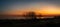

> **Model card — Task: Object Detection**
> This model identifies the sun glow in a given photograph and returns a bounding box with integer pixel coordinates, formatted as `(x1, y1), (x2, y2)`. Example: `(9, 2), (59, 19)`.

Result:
(35, 4), (60, 15)
(2, 3), (60, 15)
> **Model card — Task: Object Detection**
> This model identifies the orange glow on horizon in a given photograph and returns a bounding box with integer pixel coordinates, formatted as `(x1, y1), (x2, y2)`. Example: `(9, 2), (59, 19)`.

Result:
(2, 3), (60, 15)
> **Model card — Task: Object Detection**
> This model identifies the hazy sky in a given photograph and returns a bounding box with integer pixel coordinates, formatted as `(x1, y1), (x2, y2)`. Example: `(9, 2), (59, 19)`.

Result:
(0, 0), (60, 15)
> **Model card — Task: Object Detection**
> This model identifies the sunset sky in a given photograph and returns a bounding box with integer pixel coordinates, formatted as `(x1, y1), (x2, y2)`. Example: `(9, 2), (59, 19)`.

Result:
(0, 0), (60, 15)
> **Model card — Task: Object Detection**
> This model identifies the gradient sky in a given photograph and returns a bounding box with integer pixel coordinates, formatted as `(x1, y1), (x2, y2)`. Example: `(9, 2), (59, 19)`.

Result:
(0, 0), (60, 15)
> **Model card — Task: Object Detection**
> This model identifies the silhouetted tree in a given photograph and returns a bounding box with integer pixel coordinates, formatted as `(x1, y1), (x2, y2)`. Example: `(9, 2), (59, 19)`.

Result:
(54, 15), (60, 19)
(26, 12), (37, 19)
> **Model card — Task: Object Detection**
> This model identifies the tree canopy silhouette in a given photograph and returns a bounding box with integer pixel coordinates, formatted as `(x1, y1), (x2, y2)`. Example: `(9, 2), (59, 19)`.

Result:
(26, 11), (37, 19)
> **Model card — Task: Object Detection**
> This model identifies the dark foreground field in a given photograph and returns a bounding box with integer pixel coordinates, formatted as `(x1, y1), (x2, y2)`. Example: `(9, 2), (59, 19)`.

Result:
(0, 18), (60, 27)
